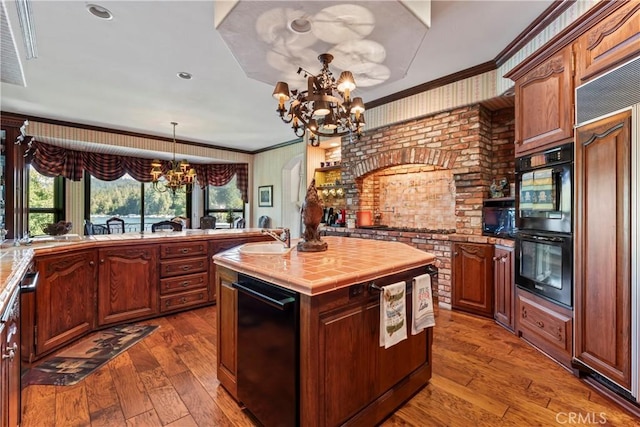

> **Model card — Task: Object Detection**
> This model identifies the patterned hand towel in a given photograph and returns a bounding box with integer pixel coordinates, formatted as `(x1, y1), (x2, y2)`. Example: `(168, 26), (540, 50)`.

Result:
(379, 281), (407, 349)
(519, 172), (534, 210)
(533, 169), (555, 211)
(411, 273), (436, 335)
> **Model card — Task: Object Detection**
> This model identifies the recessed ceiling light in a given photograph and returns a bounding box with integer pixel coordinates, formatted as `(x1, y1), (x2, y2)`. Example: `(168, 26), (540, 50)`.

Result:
(87, 4), (113, 20)
(289, 17), (311, 34)
(177, 72), (192, 80)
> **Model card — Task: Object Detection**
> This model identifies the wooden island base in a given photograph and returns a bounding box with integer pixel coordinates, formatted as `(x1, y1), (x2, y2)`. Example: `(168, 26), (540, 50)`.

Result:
(214, 237), (436, 427)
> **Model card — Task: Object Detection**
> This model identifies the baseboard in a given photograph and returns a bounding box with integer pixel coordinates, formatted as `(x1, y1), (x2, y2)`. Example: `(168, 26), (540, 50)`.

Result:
(582, 376), (640, 419)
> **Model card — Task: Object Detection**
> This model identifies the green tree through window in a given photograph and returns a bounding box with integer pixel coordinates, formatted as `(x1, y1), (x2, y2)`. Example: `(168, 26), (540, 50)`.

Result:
(88, 174), (187, 232)
(28, 165), (64, 236)
(206, 175), (244, 227)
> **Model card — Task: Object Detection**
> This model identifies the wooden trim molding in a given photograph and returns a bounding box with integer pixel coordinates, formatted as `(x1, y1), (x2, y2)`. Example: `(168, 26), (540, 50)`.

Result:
(495, 0), (576, 67)
(505, 0), (628, 80)
(0, 111), (253, 155)
(366, 61), (496, 110)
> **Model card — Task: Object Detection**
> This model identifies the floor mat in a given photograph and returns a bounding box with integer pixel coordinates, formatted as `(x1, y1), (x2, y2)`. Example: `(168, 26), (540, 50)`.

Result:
(22, 324), (158, 386)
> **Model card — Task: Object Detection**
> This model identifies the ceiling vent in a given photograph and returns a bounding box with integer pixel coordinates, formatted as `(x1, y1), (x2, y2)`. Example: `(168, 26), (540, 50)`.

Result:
(0, 1), (27, 86)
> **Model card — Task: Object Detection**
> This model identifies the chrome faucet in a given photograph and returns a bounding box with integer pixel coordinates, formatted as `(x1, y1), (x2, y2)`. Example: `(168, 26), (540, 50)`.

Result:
(261, 228), (290, 248)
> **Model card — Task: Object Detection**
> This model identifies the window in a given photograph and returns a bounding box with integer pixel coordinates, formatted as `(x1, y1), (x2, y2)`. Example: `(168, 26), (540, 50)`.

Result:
(205, 175), (244, 228)
(87, 173), (188, 232)
(28, 164), (64, 236)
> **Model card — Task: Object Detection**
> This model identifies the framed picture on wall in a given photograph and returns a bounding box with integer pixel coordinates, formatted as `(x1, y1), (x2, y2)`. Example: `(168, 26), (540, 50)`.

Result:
(258, 185), (273, 207)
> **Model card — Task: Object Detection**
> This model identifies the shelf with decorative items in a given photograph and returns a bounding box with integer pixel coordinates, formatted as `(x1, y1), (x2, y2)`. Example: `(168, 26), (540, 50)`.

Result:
(314, 166), (341, 187)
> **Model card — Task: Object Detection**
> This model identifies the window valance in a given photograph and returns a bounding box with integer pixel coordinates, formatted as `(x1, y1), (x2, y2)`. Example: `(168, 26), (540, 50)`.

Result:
(28, 140), (249, 202)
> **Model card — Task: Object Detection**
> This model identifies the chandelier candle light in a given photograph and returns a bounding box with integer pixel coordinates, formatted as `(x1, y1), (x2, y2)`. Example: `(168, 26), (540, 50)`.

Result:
(150, 122), (196, 194)
(273, 53), (365, 146)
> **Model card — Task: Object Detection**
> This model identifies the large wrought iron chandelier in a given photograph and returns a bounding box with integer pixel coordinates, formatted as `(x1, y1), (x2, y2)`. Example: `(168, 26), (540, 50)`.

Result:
(273, 53), (365, 146)
(150, 122), (196, 194)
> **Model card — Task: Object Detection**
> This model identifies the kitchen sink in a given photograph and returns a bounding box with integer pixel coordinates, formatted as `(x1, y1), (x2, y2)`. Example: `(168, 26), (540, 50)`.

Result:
(238, 242), (293, 255)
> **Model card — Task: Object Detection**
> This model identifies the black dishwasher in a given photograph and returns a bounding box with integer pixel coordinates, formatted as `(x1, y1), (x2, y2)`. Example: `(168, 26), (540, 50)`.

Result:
(234, 274), (299, 427)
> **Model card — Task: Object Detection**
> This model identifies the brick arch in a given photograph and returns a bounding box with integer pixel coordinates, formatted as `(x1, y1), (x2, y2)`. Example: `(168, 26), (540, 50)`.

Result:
(350, 147), (458, 179)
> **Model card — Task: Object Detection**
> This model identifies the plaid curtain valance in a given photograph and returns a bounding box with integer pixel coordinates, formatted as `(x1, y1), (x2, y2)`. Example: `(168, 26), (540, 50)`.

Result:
(194, 163), (248, 202)
(28, 141), (249, 202)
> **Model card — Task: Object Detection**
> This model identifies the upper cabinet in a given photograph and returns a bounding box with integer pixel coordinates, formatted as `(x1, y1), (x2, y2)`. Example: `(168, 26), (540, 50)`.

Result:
(574, 2), (640, 85)
(512, 46), (575, 157)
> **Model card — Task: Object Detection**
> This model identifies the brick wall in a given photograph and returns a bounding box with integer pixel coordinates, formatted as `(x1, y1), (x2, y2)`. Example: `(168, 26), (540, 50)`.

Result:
(330, 103), (515, 304)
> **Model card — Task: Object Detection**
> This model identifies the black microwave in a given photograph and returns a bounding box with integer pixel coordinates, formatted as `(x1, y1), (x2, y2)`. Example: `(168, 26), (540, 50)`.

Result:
(482, 198), (516, 238)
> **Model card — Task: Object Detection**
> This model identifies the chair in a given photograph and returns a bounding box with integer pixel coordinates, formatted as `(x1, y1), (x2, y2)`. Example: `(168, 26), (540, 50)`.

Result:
(106, 217), (125, 234)
(151, 220), (183, 232)
(234, 217), (246, 229)
(258, 215), (270, 229)
(200, 215), (217, 229)
(84, 220), (108, 236)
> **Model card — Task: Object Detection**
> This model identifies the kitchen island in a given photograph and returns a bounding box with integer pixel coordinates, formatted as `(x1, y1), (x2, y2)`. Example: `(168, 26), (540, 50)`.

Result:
(213, 236), (436, 427)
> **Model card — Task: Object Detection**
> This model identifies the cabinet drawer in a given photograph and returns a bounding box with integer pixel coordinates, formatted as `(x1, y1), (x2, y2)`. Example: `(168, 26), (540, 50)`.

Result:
(160, 272), (207, 295)
(516, 290), (572, 367)
(160, 289), (208, 313)
(160, 242), (207, 259)
(160, 257), (207, 278)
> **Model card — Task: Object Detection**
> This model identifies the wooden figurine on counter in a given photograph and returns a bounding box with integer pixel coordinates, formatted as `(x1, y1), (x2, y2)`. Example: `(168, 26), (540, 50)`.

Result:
(298, 179), (328, 252)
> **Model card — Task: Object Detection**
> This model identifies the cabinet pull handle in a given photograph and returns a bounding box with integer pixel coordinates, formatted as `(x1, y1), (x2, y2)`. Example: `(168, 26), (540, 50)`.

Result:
(180, 248), (189, 253)
(100, 259), (105, 264)
(89, 261), (95, 266)
(182, 266), (190, 271)
(2, 343), (17, 361)
(181, 281), (189, 287)
(453, 252), (458, 256)
(181, 297), (187, 304)
(536, 320), (544, 328)
(492, 256), (499, 261)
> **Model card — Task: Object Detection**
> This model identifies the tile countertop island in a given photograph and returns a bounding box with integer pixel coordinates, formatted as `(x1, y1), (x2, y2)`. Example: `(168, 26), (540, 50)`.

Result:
(213, 235), (436, 296)
(213, 236), (437, 427)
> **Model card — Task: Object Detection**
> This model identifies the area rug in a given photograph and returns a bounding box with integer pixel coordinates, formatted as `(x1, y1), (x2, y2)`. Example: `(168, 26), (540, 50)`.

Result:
(22, 324), (158, 386)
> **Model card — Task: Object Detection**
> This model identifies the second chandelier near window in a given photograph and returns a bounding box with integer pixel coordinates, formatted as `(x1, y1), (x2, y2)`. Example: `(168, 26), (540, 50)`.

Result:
(150, 122), (196, 194)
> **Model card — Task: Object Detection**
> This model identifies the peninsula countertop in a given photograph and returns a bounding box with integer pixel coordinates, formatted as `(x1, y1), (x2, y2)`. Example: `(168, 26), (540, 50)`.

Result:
(213, 236), (436, 296)
(0, 228), (269, 315)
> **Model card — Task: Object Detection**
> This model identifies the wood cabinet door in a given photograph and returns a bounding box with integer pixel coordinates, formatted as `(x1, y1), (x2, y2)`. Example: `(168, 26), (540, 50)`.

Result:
(35, 251), (97, 355)
(575, 110), (631, 390)
(216, 266), (239, 400)
(0, 323), (7, 427)
(1, 290), (20, 427)
(374, 295), (428, 396)
(575, 2), (640, 84)
(97, 246), (158, 326)
(452, 243), (494, 317)
(319, 303), (372, 426)
(494, 245), (515, 331)
(514, 47), (574, 156)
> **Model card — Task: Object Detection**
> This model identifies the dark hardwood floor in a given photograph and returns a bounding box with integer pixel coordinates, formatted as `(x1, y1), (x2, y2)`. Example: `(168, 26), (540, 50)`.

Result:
(21, 306), (638, 426)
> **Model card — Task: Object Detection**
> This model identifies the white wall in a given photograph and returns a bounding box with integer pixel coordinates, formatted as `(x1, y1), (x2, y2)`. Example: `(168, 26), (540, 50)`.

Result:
(252, 142), (306, 230)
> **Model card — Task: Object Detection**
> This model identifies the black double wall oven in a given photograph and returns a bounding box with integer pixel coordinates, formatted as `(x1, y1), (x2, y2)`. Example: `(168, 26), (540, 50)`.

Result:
(515, 143), (573, 308)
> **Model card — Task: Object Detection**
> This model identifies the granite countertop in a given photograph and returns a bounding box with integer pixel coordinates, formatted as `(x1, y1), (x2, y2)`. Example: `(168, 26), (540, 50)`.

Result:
(0, 228), (268, 315)
(213, 236), (436, 296)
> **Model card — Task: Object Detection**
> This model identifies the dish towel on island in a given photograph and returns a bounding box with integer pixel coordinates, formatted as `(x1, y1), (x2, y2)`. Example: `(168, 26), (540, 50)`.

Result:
(379, 281), (408, 349)
(411, 273), (436, 335)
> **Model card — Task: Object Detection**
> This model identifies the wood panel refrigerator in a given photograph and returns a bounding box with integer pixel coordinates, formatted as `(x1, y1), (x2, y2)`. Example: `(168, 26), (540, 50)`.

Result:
(574, 56), (639, 407)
